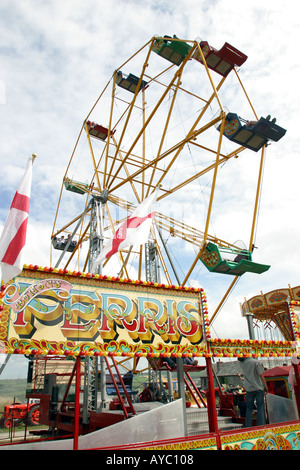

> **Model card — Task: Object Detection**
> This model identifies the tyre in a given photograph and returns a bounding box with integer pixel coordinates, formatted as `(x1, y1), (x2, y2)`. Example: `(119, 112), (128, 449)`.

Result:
(27, 405), (40, 426)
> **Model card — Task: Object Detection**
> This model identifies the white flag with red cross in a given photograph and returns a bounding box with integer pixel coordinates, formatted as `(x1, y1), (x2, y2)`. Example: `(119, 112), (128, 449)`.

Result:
(0, 155), (35, 284)
(92, 188), (159, 272)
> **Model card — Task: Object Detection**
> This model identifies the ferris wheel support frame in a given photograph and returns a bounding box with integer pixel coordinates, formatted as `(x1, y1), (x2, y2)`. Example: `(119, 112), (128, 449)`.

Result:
(105, 60), (228, 201)
(106, 42), (197, 191)
(105, 38), (156, 188)
(51, 36), (273, 327)
(209, 144), (268, 325)
(180, 114), (226, 286)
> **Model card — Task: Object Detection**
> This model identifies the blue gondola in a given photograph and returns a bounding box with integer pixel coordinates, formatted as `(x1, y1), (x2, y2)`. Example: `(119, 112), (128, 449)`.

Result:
(219, 113), (286, 152)
(116, 71), (148, 93)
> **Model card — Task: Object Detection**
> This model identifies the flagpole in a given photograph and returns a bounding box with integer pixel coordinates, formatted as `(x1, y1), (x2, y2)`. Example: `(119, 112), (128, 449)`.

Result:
(0, 153), (37, 285)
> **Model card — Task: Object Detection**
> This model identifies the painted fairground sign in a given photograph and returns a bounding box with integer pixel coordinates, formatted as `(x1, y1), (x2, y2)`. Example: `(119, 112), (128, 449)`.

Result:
(0, 266), (296, 359)
(0, 266), (207, 357)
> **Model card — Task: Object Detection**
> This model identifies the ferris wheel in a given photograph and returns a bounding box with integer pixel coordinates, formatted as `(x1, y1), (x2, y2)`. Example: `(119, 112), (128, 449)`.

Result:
(50, 35), (286, 318)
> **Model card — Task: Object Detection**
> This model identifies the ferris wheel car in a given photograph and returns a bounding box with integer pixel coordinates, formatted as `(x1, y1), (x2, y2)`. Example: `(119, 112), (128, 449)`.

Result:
(199, 242), (270, 276)
(193, 41), (247, 76)
(64, 178), (89, 195)
(151, 35), (192, 65)
(219, 113), (286, 151)
(116, 71), (148, 93)
(86, 121), (115, 141)
(52, 236), (77, 252)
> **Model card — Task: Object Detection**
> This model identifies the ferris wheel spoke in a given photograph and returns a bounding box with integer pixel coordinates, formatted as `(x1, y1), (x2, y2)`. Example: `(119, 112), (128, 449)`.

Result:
(154, 212), (238, 251)
(106, 46), (154, 190)
(107, 46), (196, 192)
(145, 72), (184, 198)
(109, 114), (222, 195)
(84, 122), (105, 194)
(103, 75), (118, 189)
(110, 134), (142, 204)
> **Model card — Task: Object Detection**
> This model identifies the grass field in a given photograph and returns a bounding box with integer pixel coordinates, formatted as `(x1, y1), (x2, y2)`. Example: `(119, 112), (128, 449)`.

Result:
(0, 379), (27, 411)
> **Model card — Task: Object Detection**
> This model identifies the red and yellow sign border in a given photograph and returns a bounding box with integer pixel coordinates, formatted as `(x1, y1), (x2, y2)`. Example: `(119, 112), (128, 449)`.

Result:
(0, 265), (296, 359)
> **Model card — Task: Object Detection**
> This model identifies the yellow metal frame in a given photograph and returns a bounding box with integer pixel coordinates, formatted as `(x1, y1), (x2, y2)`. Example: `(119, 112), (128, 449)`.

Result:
(51, 36), (269, 325)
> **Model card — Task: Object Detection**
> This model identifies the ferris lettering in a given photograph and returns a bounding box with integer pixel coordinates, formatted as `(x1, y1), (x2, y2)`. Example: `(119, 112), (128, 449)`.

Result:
(6, 278), (203, 345)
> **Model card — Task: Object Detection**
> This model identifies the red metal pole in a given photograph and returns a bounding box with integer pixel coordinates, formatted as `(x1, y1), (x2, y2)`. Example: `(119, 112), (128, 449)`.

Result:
(206, 357), (219, 434)
(111, 356), (136, 415)
(60, 359), (77, 412)
(73, 356), (81, 450)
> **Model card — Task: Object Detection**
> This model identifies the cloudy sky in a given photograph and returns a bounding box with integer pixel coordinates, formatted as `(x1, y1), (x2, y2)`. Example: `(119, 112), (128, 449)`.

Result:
(1, 0), (299, 377)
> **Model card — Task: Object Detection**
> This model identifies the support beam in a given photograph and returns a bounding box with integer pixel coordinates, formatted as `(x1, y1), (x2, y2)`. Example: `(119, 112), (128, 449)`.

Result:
(73, 356), (81, 451)
(54, 200), (92, 268)
(176, 358), (187, 436)
(206, 357), (219, 436)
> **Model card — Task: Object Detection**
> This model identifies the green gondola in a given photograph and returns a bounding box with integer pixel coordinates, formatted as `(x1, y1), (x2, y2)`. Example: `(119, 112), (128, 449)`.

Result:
(199, 242), (270, 276)
(64, 179), (89, 195)
(151, 35), (192, 66)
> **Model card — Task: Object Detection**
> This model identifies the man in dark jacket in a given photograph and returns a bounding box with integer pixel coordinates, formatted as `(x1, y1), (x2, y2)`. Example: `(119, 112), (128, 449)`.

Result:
(238, 357), (268, 427)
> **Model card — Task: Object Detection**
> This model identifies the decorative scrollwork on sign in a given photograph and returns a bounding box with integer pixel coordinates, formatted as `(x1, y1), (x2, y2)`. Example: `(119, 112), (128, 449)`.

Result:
(0, 268), (206, 357)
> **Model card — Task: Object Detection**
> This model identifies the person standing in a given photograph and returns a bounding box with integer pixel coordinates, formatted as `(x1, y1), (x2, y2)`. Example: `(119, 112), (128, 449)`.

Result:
(238, 357), (268, 427)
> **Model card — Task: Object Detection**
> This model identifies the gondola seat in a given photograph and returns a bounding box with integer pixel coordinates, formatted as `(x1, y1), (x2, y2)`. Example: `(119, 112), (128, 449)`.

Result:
(151, 35), (192, 65)
(199, 242), (270, 276)
(52, 236), (77, 253)
(219, 113), (286, 152)
(116, 71), (148, 93)
(193, 41), (247, 76)
(86, 121), (115, 141)
(64, 178), (89, 195)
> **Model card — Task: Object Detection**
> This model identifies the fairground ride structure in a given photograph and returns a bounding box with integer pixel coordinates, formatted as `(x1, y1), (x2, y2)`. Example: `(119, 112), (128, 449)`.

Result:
(1, 36), (294, 451)
(50, 35), (286, 327)
(241, 285), (300, 342)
